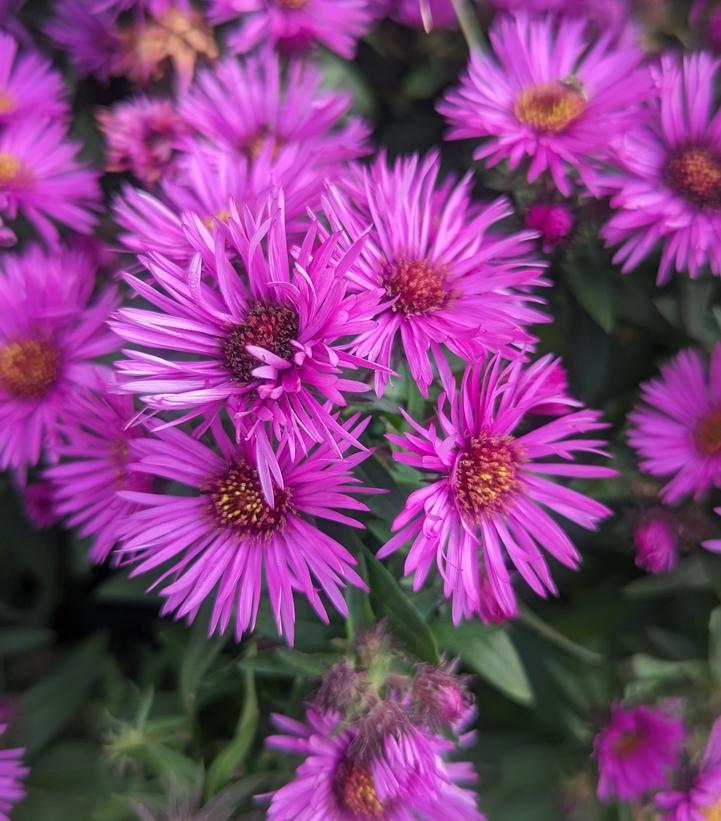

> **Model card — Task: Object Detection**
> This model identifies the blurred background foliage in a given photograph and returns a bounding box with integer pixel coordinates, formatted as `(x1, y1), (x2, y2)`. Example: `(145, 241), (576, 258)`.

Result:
(2, 2), (721, 819)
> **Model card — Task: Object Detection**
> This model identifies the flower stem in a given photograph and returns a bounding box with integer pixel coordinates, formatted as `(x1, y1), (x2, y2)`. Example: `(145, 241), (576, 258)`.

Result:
(449, 0), (484, 51)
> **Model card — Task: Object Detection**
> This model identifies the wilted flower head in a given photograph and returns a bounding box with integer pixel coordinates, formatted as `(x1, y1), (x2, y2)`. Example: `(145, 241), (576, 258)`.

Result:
(324, 151), (548, 397)
(602, 53), (721, 282)
(595, 702), (686, 801)
(524, 203), (574, 253)
(628, 345), (721, 504)
(633, 509), (679, 574)
(209, 0), (373, 59)
(0, 243), (119, 477)
(0, 720), (27, 820)
(380, 354), (615, 623)
(438, 13), (651, 195)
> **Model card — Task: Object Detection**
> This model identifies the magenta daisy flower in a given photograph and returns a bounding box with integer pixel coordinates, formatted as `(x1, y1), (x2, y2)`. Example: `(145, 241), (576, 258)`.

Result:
(209, 0), (373, 59)
(0, 721), (27, 821)
(323, 151), (548, 397)
(98, 96), (187, 187)
(628, 345), (721, 504)
(438, 13), (651, 196)
(601, 53), (721, 282)
(595, 703), (686, 801)
(633, 510), (679, 574)
(180, 50), (369, 167)
(112, 193), (381, 481)
(379, 354), (615, 623)
(0, 32), (68, 124)
(44, 383), (152, 564)
(116, 415), (377, 644)
(656, 718), (721, 820)
(265, 708), (484, 820)
(0, 243), (119, 476)
(0, 117), (100, 241)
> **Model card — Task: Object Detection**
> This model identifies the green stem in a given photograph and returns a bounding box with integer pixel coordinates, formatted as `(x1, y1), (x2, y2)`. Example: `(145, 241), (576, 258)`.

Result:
(449, 0), (484, 52)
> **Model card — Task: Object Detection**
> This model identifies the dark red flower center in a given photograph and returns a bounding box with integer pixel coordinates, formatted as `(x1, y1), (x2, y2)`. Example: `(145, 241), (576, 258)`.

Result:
(514, 81), (586, 134)
(223, 303), (299, 383)
(695, 409), (721, 456)
(0, 339), (60, 399)
(384, 258), (447, 316)
(611, 730), (643, 757)
(208, 459), (294, 536)
(666, 145), (721, 208)
(454, 433), (523, 520)
(333, 757), (385, 819)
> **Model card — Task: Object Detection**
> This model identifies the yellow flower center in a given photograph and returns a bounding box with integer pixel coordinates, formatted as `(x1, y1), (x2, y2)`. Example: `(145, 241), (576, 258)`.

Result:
(695, 409), (721, 456)
(333, 758), (385, 819)
(0, 340), (60, 399)
(666, 145), (721, 209)
(703, 797), (721, 821)
(455, 432), (523, 520)
(0, 152), (30, 186)
(514, 82), (587, 134)
(0, 91), (17, 115)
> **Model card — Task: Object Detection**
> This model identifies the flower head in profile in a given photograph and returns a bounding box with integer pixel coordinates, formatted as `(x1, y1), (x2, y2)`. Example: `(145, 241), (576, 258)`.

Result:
(656, 717), (721, 819)
(628, 345), (721, 504)
(380, 354), (614, 623)
(324, 151), (548, 397)
(45, 383), (152, 565)
(0, 117), (100, 241)
(209, 0), (373, 59)
(98, 97), (187, 187)
(112, 193), (381, 482)
(0, 244), (119, 477)
(438, 13), (651, 195)
(116, 415), (377, 645)
(0, 32), (68, 124)
(595, 702), (685, 801)
(0, 720), (27, 820)
(633, 510), (679, 574)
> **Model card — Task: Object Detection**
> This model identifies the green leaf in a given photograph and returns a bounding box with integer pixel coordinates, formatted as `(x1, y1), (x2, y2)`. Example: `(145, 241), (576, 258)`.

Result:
(0, 626), (53, 655)
(518, 606), (603, 666)
(433, 620), (534, 705)
(179, 617), (228, 714)
(362, 546), (439, 663)
(561, 249), (617, 333)
(624, 557), (710, 597)
(710, 607), (721, 685)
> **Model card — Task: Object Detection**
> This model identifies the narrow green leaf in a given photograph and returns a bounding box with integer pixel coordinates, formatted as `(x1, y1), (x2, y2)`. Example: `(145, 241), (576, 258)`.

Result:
(179, 617), (228, 713)
(518, 607), (603, 665)
(710, 607), (721, 685)
(0, 626), (53, 655)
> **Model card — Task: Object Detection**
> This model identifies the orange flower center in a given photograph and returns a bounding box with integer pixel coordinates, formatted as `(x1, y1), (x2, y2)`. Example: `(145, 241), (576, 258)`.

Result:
(0, 91), (17, 115)
(208, 459), (293, 535)
(223, 303), (299, 383)
(666, 145), (721, 208)
(695, 409), (721, 456)
(0, 340), (60, 399)
(514, 82), (587, 134)
(276, 0), (308, 8)
(455, 433), (523, 519)
(611, 730), (643, 756)
(384, 258), (447, 316)
(703, 797), (721, 821)
(0, 152), (30, 186)
(333, 758), (385, 819)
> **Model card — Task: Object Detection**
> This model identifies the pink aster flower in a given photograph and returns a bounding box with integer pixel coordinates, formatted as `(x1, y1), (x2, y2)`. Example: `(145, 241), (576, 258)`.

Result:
(488, 0), (633, 37)
(391, 0), (458, 29)
(179, 50), (370, 171)
(524, 202), (574, 253)
(633, 509), (679, 574)
(22, 480), (60, 529)
(691, 1), (721, 52)
(98, 97), (187, 187)
(0, 243), (119, 477)
(45, 384), (152, 564)
(209, 0), (373, 59)
(656, 717), (721, 820)
(0, 117), (100, 241)
(601, 53), (721, 283)
(323, 151), (548, 397)
(0, 721), (27, 821)
(379, 354), (615, 623)
(0, 32), (68, 125)
(438, 13), (652, 196)
(112, 193), (381, 487)
(595, 703), (686, 801)
(116, 415), (377, 645)
(628, 345), (721, 504)
(265, 708), (484, 820)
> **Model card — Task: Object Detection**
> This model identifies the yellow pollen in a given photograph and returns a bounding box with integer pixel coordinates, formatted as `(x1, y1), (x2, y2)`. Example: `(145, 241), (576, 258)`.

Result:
(0, 152), (28, 186)
(514, 82), (587, 134)
(333, 758), (385, 819)
(695, 409), (721, 456)
(455, 432), (523, 520)
(0, 339), (59, 399)
(202, 209), (231, 230)
(703, 797), (721, 821)
(383, 257), (447, 316)
(666, 145), (721, 208)
(0, 91), (17, 115)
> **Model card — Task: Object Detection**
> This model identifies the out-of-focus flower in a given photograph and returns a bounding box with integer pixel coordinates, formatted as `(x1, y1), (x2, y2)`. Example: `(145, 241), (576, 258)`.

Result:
(0, 720), (27, 820)
(628, 345), (721, 504)
(595, 703), (685, 801)
(324, 151), (548, 397)
(438, 13), (651, 196)
(691, 1), (721, 51)
(487, 0), (633, 38)
(633, 510), (678, 574)
(209, 0), (373, 59)
(0, 118), (100, 241)
(602, 54), (721, 283)
(656, 717), (721, 819)
(22, 480), (60, 529)
(116, 415), (378, 645)
(391, 0), (458, 29)
(98, 97), (187, 186)
(0, 244), (119, 478)
(524, 202), (574, 253)
(379, 354), (615, 623)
